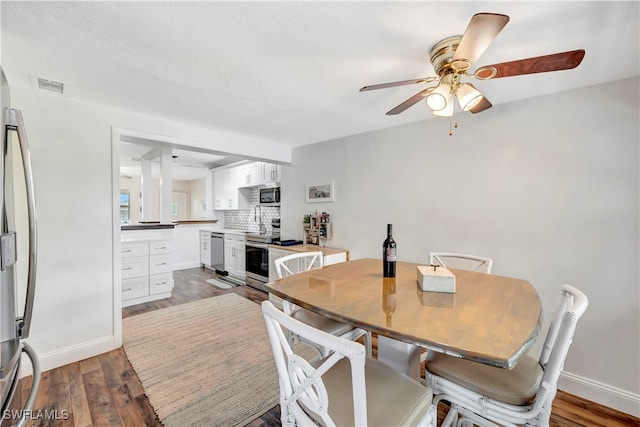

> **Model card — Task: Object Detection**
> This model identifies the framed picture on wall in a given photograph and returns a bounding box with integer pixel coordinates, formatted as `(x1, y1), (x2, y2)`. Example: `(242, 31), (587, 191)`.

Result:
(306, 181), (334, 203)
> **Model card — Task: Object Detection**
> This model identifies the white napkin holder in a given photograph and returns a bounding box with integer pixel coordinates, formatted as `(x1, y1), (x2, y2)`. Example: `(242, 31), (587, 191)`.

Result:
(417, 265), (456, 293)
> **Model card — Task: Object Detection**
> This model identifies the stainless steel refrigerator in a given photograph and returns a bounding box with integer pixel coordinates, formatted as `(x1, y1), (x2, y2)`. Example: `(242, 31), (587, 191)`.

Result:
(0, 68), (41, 427)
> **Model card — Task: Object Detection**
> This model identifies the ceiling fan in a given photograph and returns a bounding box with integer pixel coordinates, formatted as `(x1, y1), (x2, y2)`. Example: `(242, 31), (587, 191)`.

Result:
(360, 13), (585, 119)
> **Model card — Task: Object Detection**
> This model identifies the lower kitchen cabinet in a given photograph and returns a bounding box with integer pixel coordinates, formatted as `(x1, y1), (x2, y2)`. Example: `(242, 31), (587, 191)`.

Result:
(121, 238), (174, 307)
(200, 230), (211, 267)
(224, 233), (246, 280)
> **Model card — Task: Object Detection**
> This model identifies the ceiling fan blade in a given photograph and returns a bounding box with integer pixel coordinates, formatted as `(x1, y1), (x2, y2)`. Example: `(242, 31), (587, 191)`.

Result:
(470, 97), (492, 114)
(475, 49), (585, 79)
(360, 77), (437, 92)
(386, 88), (434, 115)
(452, 13), (509, 68)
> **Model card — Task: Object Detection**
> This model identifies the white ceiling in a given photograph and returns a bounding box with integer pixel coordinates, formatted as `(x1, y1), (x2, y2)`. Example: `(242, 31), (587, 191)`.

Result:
(2, 1), (638, 152)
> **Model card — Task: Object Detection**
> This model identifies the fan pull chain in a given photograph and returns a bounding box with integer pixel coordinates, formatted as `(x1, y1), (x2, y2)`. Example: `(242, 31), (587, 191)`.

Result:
(449, 107), (460, 136)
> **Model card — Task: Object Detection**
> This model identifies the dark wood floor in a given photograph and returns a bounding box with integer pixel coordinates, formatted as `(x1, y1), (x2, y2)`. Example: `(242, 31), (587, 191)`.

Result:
(18, 267), (639, 427)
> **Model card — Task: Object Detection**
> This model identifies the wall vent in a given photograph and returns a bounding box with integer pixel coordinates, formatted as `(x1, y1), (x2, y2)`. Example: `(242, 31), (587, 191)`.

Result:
(37, 77), (64, 94)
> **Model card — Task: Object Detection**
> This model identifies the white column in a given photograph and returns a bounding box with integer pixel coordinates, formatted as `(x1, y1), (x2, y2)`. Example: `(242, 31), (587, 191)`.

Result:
(159, 148), (173, 224)
(141, 159), (153, 222)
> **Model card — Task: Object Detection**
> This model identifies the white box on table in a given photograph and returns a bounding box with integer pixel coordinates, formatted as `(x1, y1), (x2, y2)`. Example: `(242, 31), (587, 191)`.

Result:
(417, 265), (456, 293)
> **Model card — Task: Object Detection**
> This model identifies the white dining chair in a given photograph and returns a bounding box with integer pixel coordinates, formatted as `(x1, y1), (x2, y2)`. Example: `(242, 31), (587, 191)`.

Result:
(271, 251), (372, 358)
(398, 252), (493, 369)
(262, 300), (437, 427)
(428, 252), (493, 273)
(425, 284), (588, 427)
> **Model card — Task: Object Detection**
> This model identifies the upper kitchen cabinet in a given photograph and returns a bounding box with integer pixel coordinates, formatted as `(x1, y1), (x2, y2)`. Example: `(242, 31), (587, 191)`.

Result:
(213, 167), (250, 210)
(237, 162), (281, 188)
(213, 161), (280, 210)
(237, 162), (264, 188)
(263, 163), (281, 184)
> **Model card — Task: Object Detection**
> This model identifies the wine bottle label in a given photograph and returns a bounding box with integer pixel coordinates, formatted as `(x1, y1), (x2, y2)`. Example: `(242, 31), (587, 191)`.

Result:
(386, 248), (396, 262)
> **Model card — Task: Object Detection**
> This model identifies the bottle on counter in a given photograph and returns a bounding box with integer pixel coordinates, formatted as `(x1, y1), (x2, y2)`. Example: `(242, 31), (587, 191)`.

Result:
(383, 223), (396, 277)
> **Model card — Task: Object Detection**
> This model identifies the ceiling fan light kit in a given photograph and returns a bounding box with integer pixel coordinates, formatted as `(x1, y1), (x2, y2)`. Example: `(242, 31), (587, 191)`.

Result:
(456, 83), (483, 111)
(359, 12), (585, 135)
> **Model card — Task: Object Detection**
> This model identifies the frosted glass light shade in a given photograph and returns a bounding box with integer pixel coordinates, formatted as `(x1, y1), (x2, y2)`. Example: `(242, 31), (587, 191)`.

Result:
(426, 82), (451, 111)
(433, 93), (454, 117)
(456, 83), (483, 111)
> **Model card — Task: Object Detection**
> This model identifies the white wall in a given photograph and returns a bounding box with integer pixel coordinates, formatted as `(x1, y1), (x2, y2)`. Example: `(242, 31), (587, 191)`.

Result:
(10, 84), (291, 373)
(282, 77), (640, 415)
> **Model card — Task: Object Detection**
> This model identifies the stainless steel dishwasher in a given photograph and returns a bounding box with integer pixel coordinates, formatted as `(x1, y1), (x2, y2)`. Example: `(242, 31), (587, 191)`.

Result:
(210, 232), (225, 274)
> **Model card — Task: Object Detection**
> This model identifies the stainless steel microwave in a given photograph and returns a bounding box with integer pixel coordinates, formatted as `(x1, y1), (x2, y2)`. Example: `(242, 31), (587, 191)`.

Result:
(259, 186), (280, 206)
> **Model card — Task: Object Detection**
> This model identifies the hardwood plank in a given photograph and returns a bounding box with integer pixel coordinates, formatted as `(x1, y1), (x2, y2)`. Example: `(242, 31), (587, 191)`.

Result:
(27, 369), (50, 427)
(65, 362), (92, 427)
(82, 369), (123, 427)
(552, 390), (639, 427)
(109, 384), (147, 427)
(78, 358), (101, 376)
(46, 366), (73, 427)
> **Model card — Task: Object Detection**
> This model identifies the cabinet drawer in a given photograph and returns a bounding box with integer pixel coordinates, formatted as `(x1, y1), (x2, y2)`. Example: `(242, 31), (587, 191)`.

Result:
(121, 242), (148, 258)
(149, 273), (173, 295)
(149, 254), (172, 275)
(150, 240), (172, 255)
(122, 256), (149, 279)
(122, 276), (149, 300)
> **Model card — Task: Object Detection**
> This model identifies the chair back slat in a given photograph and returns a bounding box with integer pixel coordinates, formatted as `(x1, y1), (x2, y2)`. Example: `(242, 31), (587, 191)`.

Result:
(428, 252), (493, 273)
(275, 251), (324, 279)
(262, 301), (367, 426)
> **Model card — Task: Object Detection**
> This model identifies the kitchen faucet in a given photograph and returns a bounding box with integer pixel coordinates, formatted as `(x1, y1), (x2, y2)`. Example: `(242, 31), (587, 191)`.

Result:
(254, 205), (266, 234)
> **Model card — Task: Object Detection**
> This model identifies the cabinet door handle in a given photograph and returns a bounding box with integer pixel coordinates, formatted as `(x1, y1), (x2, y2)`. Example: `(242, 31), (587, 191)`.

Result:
(156, 262), (167, 267)
(123, 287), (133, 292)
(156, 281), (167, 286)
(123, 249), (132, 253)
(123, 267), (132, 271)
(156, 246), (167, 250)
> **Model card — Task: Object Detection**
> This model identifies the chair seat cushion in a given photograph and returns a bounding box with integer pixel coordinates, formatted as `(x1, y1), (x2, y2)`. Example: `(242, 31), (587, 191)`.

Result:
(322, 357), (432, 426)
(292, 308), (354, 336)
(427, 353), (543, 405)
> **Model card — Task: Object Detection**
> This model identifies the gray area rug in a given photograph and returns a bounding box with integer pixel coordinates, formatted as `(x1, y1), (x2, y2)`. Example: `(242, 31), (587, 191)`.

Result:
(122, 294), (279, 427)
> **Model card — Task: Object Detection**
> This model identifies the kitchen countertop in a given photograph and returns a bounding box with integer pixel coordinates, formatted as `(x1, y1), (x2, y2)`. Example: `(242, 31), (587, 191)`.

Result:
(199, 227), (252, 236)
(269, 244), (349, 258)
(122, 224), (175, 231)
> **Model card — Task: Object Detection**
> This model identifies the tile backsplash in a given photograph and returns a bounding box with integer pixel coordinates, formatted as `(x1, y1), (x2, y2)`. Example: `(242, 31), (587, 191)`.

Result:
(224, 188), (280, 234)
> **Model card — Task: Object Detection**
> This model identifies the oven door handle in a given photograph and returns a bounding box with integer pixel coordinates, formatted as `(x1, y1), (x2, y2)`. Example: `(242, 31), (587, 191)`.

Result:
(246, 242), (269, 249)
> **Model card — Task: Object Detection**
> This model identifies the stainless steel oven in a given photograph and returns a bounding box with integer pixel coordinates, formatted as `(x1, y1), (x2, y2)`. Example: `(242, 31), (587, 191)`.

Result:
(245, 225), (279, 291)
(245, 239), (269, 291)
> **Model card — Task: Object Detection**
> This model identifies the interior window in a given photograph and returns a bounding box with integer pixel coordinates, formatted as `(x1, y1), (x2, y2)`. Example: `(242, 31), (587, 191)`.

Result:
(120, 190), (130, 225)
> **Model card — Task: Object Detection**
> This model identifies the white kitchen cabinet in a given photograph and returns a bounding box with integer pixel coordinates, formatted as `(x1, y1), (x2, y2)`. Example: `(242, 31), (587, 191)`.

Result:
(149, 272), (173, 295)
(213, 167), (250, 210)
(263, 162), (281, 184)
(224, 233), (246, 280)
(122, 239), (174, 307)
(200, 230), (211, 267)
(237, 162), (264, 188)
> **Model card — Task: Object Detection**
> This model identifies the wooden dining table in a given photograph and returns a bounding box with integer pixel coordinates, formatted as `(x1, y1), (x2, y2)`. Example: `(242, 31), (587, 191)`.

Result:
(266, 258), (542, 377)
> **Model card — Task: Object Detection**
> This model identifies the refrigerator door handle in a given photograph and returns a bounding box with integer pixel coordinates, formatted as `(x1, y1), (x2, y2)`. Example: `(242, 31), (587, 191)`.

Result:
(6, 109), (37, 339)
(15, 342), (41, 427)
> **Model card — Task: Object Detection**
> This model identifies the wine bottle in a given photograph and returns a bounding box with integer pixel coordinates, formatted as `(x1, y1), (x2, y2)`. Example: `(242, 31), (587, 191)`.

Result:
(382, 224), (396, 277)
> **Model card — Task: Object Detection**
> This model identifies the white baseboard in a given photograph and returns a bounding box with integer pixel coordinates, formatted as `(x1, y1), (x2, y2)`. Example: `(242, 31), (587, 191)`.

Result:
(20, 336), (116, 377)
(173, 261), (201, 270)
(559, 370), (640, 418)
